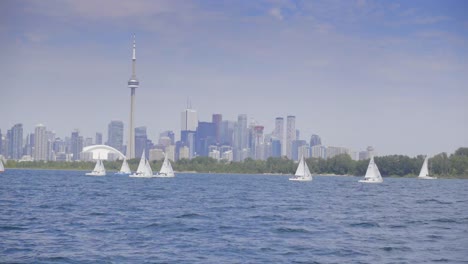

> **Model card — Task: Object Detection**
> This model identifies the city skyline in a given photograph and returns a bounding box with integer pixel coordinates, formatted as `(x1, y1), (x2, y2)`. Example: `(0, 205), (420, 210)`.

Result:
(2, 0), (468, 157)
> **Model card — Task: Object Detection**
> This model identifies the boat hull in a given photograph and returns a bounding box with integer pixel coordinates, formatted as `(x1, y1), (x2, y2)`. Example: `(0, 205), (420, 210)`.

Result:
(289, 177), (312, 181)
(85, 172), (106, 176)
(129, 174), (155, 178)
(358, 178), (383, 183)
(154, 173), (175, 178)
(418, 176), (437, 180)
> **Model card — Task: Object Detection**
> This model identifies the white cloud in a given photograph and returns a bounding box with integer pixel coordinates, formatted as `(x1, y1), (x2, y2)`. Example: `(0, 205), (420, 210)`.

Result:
(269, 7), (283, 20)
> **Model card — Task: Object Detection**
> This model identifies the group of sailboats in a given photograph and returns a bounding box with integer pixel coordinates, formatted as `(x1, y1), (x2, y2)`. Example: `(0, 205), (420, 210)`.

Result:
(85, 157), (106, 176)
(85, 150), (175, 178)
(129, 150), (175, 178)
(289, 154), (437, 183)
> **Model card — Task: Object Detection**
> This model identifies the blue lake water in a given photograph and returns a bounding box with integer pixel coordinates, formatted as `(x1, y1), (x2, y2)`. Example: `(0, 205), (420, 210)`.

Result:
(1, 169), (467, 263)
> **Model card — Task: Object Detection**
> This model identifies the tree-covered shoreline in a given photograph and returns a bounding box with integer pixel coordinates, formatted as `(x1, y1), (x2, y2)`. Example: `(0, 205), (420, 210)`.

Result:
(4, 148), (468, 178)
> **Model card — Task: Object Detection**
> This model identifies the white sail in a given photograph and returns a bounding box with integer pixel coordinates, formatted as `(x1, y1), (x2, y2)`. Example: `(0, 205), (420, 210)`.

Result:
(0, 159), (4, 173)
(418, 156), (429, 177)
(145, 158), (153, 176)
(86, 156), (106, 176)
(119, 158), (131, 174)
(418, 156), (437, 179)
(135, 150), (147, 174)
(289, 155), (312, 181)
(130, 150), (154, 178)
(359, 156), (383, 183)
(158, 154), (175, 177)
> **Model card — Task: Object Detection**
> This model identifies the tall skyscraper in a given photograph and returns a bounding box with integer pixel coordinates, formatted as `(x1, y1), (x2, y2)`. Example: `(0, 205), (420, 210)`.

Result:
(274, 117), (284, 156)
(34, 124), (48, 161)
(212, 114), (222, 144)
(196, 121), (216, 156)
(70, 129), (83, 161)
(95, 132), (103, 145)
(135, 126), (148, 159)
(107, 120), (124, 152)
(180, 108), (198, 158)
(286, 116), (296, 159)
(181, 108), (198, 132)
(9, 123), (23, 160)
(127, 34), (139, 159)
(0, 129), (2, 156)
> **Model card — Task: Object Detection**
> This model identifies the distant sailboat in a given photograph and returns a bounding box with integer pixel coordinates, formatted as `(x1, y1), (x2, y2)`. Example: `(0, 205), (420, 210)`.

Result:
(358, 156), (383, 183)
(0, 159), (4, 173)
(418, 156), (437, 180)
(115, 158), (131, 175)
(86, 156), (106, 176)
(129, 150), (154, 178)
(155, 154), (175, 177)
(289, 155), (312, 181)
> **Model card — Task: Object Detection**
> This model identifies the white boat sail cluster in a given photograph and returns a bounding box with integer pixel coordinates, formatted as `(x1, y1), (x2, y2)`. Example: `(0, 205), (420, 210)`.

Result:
(358, 156), (383, 183)
(155, 154), (175, 178)
(130, 150), (154, 178)
(86, 157), (106, 176)
(418, 156), (437, 180)
(289, 155), (312, 181)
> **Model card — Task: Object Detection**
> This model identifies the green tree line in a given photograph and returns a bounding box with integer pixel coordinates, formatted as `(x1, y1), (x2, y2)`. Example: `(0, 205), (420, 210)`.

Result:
(4, 147), (468, 178)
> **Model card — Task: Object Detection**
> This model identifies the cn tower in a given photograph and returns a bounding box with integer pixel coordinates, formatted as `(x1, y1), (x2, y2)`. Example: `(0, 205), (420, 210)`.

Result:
(127, 34), (138, 159)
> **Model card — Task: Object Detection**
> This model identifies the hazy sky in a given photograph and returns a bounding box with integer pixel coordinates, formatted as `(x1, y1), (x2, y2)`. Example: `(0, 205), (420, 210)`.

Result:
(1, 0), (467, 156)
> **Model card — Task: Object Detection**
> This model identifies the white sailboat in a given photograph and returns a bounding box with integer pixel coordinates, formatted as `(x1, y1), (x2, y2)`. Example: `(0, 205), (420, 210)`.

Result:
(115, 158), (131, 175)
(129, 150), (154, 178)
(0, 159), (4, 173)
(155, 154), (175, 178)
(86, 157), (106, 176)
(289, 155), (312, 181)
(418, 156), (437, 179)
(359, 156), (383, 183)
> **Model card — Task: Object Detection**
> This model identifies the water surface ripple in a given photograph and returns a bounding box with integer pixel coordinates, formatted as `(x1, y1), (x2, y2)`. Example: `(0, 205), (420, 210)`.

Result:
(1, 170), (467, 263)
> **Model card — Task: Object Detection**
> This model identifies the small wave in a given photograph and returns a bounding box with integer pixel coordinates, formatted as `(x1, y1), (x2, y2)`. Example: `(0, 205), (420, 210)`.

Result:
(432, 258), (451, 262)
(380, 246), (412, 252)
(432, 218), (458, 224)
(176, 213), (205, 219)
(349, 222), (380, 228)
(0, 226), (27, 231)
(275, 227), (311, 234)
(87, 212), (107, 216)
(416, 199), (452, 205)
(389, 224), (407, 229)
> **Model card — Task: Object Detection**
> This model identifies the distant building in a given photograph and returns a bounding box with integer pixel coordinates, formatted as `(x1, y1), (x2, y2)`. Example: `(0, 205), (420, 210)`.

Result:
(34, 124), (48, 161)
(159, 131), (175, 145)
(70, 129), (83, 161)
(107, 120), (124, 152)
(149, 148), (164, 161)
(178, 146), (190, 160)
(274, 117), (284, 156)
(9, 123), (23, 160)
(310, 134), (322, 147)
(286, 116), (296, 159)
(95, 132), (103, 145)
(165, 145), (176, 162)
(212, 114), (222, 144)
(326, 146), (349, 159)
(135, 126), (147, 159)
(270, 137), (282, 158)
(292, 140), (307, 161)
(311, 145), (327, 159)
(196, 121), (216, 157)
(220, 120), (235, 146)
(181, 108), (198, 158)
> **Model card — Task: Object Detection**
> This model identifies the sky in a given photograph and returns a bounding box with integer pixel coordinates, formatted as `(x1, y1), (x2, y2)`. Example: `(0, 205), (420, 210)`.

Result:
(1, 0), (467, 157)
